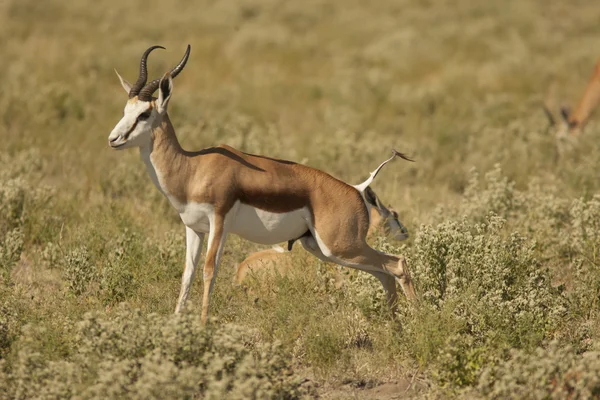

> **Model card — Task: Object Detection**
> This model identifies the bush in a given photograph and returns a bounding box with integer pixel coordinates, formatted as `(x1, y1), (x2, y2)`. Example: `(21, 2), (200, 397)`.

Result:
(459, 165), (520, 223)
(64, 246), (95, 296)
(0, 293), (20, 359)
(387, 213), (568, 387)
(570, 194), (600, 257)
(412, 214), (565, 343)
(478, 341), (600, 399)
(0, 228), (23, 280)
(0, 179), (26, 236)
(434, 334), (494, 389)
(99, 232), (140, 305)
(0, 305), (312, 399)
(0, 152), (55, 244)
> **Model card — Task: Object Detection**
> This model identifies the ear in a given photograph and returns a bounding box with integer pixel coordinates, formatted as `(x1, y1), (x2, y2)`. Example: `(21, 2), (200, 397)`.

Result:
(157, 73), (173, 113)
(114, 69), (132, 94)
(364, 186), (377, 206)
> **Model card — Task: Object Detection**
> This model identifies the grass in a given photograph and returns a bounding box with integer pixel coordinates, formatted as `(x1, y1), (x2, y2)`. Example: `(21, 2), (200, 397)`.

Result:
(2, 0), (600, 398)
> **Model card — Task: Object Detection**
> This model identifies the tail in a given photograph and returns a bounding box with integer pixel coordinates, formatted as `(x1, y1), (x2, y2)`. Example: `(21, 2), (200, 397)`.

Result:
(352, 149), (414, 193)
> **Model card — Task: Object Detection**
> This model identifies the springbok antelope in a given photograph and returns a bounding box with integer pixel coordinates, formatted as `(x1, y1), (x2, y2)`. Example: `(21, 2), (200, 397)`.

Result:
(543, 59), (600, 139)
(108, 45), (416, 324)
(234, 187), (409, 287)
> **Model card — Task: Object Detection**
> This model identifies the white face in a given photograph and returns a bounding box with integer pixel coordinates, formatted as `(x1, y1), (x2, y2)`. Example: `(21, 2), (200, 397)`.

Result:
(108, 99), (158, 150)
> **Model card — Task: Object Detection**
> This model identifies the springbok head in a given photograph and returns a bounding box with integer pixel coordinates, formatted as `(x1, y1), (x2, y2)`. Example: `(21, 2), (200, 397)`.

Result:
(364, 187), (409, 241)
(108, 45), (191, 149)
(543, 59), (600, 140)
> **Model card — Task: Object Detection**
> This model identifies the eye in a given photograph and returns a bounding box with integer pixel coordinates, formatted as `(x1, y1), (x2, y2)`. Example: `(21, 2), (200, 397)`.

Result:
(137, 111), (152, 121)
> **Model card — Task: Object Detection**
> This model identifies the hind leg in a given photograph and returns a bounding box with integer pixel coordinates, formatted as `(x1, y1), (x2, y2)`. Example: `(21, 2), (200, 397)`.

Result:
(310, 230), (416, 302)
(369, 271), (399, 313)
(382, 254), (416, 301)
(299, 235), (331, 262)
(364, 252), (416, 302)
(300, 234), (414, 314)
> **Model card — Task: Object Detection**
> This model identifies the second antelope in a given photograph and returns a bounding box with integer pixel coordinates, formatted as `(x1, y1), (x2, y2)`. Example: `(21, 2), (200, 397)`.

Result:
(544, 59), (600, 139)
(107, 45), (417, 324)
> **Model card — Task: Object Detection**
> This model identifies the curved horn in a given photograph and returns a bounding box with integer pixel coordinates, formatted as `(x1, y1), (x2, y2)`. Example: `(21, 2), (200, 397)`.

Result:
(138, 45), (191, 102)
(129, 45), (165, 98)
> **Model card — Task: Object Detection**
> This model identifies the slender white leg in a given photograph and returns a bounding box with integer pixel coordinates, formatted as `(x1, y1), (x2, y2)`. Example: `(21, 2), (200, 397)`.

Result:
(175, 226), (205, 313)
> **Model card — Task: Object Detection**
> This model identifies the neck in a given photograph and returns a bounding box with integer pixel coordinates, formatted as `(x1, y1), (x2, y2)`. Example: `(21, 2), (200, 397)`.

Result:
(367, 208), (382, 236)
(139, 114), (189, 203)
(151, 113), (183, 152)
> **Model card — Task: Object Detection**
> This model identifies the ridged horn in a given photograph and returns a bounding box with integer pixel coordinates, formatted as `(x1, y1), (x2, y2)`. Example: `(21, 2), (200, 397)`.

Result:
(128, 45), (165, 98)
(138, 45), (191, 102)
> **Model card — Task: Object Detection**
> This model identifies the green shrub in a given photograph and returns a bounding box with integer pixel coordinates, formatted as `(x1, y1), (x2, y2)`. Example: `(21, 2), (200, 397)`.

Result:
(410, 214), (566, 345)
(99, 253), (136, 305)
(434, 334), (494, 388)
(570, 194), (600, 257)
(0, 152), (55, 245)
(0, 228), (23, 280)
(0, 179), (26, 236)
(99, 232), (140, 305)
(64, 246), (95, 296)
(40, 241), (62, 269)
(478, 341), (600, 399)
(460, 165), (520, 222)
(0, 305), (312, 399)
(384, 213), (569, 387)
(0, 293), (20, 359)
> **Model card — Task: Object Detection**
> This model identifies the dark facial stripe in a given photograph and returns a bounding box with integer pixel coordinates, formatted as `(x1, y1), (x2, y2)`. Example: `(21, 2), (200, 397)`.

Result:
(123, 119), (138, 140)
(123, 105), (153, 140)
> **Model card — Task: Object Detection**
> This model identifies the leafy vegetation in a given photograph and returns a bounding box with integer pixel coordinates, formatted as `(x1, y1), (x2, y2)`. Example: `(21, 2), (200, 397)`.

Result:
(2, 0), (600, 397)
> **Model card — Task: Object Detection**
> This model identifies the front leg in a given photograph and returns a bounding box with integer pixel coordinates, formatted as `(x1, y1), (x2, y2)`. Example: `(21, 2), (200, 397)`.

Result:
(175, 226), (205, 313)
(200, 213), (230, 324)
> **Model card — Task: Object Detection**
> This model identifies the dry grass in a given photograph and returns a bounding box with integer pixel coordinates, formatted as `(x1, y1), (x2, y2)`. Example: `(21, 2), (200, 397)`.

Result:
(2, 0), (600, 398)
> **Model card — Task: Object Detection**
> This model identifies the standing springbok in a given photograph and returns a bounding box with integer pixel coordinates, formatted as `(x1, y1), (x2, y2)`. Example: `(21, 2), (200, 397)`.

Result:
(108, 45), (416, 324)
(543, 59), (600, 139)
(234, 186), (409, 286)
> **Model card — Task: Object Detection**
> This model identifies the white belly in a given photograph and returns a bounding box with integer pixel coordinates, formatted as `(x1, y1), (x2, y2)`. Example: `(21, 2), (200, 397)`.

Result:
(230, 203), (310, 245)
(178, 202), (310, 245)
